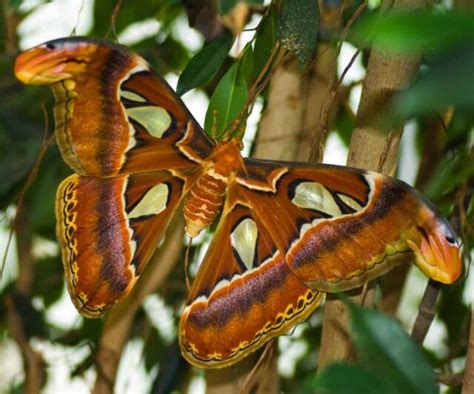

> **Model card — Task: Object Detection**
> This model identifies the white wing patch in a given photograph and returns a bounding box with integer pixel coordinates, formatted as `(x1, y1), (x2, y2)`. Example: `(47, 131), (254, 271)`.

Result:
(128, 183), (169, 219)
(291, 182), (341, 217)
(230, 218), (258, 270)
(126, 106), (172, 138)
(120, 90), (147, 103)
(337, 193), (363, 212)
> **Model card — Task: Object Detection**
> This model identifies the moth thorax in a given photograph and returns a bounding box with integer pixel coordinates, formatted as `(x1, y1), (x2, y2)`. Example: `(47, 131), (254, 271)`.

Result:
(183, 171), (227, 238)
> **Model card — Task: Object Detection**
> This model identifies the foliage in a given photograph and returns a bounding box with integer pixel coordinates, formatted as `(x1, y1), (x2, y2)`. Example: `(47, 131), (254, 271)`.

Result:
(0, 1), (472, 393)
(310, 303), (437, 394)
(176, 31), (234, 96)
(278, 0), (319, 66)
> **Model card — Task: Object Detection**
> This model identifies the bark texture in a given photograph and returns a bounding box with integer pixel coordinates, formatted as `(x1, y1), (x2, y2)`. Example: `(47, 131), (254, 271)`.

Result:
(318, 0), (425, 370)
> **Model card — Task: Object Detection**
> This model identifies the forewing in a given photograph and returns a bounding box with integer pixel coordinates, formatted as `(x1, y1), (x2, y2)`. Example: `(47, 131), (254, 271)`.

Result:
(236, 159), (462, 291)
(56, 172), (186, 317)
(179, 201), (323, 368)
(14, 37), (214, 177)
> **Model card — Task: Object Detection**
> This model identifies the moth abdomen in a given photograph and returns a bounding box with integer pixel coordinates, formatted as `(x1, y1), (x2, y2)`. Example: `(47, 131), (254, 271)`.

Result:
(183, 170), (227, 237)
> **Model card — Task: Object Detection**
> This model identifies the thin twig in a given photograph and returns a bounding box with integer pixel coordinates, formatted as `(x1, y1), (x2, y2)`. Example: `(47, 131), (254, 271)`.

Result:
(310, 0), (367, 161)
(5, 295), (45, 393)
(411, 280), (441, 344)
(70, 0), (86, 36)
(438, 372), (464, 387)
(240, 341), (275, 394)
(106, 0), (123, 41)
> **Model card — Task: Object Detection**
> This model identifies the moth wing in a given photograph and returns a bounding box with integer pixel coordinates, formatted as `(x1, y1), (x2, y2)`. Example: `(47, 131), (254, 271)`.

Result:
(14, 37), (214, 177)
(236, 158), (462, 291)
(56, 171), (187, 317)
(179, 200), (322, 368)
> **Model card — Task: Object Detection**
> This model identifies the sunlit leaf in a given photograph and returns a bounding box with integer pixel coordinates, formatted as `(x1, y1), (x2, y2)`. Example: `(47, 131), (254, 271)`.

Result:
(177, 32), (234, 95)
(348, 302), (437, 394)
(278, 0), (319, 66)
(204, 62), (248, 138)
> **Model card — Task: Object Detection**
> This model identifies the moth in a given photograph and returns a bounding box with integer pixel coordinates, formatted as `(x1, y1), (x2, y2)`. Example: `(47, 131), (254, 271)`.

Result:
(15, 37), (461, 368)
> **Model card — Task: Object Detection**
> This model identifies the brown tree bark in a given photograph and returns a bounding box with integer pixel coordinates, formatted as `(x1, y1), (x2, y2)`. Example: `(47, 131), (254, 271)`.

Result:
(92, 218), (184, 394)
(318, 0), (425, 370)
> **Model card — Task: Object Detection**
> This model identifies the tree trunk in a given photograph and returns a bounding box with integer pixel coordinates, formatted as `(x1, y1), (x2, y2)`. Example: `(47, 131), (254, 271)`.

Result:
(318, 0), (425, 370)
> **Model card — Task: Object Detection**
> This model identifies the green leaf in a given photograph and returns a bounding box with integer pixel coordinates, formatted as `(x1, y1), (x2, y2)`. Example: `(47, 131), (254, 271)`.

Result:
(204, 62), (248, 138)
(395, 44), (474, 117)
(34, 257), (63, 308)
(9, 0), (24, 10)
(252, 5), (278, 81)
(144, 327), (166, 372)
(348, 302), (437, 394)
(335, 106), (354, 147)
(219, 0), (264, 15)
(439, 282), (469, 349)
(424, 148), (474, 200)
(219, 0), (238, 14)
(91, 1), (162, 37)
(278, 0), (319, 66)
(177, 32), (234, 96)
(240, 44), (254, 85)
(311, 363), (398, 394)
(351, 11), (474, 53)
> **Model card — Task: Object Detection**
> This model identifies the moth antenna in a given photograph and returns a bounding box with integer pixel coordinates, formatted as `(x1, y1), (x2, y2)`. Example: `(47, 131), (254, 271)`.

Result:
(184, 236), (193, 292)
(241, 340), (275, 393)
(1, 103), (52, 281)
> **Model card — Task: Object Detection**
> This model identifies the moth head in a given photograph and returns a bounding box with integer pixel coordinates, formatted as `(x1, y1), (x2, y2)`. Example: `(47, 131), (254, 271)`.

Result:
(14, 37), (105, 85)
(407, 214), (462, 284)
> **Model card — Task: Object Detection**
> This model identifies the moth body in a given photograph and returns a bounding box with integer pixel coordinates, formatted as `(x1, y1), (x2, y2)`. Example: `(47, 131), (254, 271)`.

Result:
(183, 139), (243, 237)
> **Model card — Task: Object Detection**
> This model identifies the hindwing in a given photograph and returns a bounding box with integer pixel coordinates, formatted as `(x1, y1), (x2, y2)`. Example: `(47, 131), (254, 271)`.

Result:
(56, 172), (187, 317)
(179, 202), (323, 368)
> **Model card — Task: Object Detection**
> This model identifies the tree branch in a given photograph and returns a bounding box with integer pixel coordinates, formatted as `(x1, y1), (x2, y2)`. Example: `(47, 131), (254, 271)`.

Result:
(411, 280), (441, 344)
